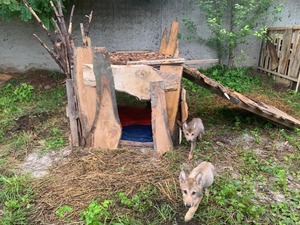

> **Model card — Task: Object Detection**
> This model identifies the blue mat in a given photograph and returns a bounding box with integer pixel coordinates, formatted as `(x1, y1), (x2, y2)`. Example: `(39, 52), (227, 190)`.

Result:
(121, 125), (153, 142)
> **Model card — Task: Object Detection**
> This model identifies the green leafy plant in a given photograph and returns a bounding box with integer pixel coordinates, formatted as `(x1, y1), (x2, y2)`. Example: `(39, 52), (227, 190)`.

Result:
(13, 83), (34, 102)
(184, 0), (283, 68)
(56, 205), (73, 219)
(117, 185), (157, 213)
(199, 65), (261, 93)
(0, 0), (69, 28)
(80, 200), (113, 225)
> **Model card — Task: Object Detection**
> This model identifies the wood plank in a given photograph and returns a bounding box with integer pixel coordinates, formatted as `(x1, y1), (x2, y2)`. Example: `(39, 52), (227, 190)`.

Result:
(66, 79), (79, 147)
(266, 41), (279, 70)
(92, 49), (122, 149)
(258, 67), (298, 82)
(288, 41), (300, 79)
(165, 21), (179, 56)
(151, 81), (173, 155)
(163, 65), (183, 133)
(278, 28), (292, 75)
(83, 64), (180, 99)
(268, 26), (300, 31)
(126, 58), (185, 65)
(159, 27), (168, 54)
(181, 88), (188, 123)
(288, 31), (299, 77)
(185, 59), (219, 65)
(183, 66), (300, 129)
(73, 47), (97, 146)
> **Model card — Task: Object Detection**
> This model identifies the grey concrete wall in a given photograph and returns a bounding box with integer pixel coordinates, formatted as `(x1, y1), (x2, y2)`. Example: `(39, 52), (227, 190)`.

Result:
(0, 0), (299, 72)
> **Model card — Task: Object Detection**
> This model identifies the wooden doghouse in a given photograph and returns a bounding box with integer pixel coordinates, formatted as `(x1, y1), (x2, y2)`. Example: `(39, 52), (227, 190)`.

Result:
(71, 21), (187, 155)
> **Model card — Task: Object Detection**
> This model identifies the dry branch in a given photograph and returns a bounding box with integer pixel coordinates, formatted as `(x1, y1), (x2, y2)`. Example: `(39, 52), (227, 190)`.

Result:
(68, 5), (75, 36)
(85, 11), (93, 38)
(33, 34), (65, 71)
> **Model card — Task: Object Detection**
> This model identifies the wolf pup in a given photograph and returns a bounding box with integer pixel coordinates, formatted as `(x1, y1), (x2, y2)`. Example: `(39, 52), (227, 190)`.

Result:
(182, 118), (204, 159)
(179, 161), (215, 222)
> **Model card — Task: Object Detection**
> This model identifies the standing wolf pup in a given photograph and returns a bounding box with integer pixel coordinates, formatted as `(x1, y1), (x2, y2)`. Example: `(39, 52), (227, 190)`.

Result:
(182, 118), (204, 159)
(179, 161), (215, 222)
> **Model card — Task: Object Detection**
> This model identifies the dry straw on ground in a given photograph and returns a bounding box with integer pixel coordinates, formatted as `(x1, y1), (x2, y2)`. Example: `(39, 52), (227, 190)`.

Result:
(30, 147), (182, 224)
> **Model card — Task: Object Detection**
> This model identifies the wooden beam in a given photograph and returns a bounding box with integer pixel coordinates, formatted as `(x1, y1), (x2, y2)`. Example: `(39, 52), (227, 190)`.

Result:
(127, 58), (185, 66)
(258, 67), (298, 82)
(83, 64), (180, 99)
(184, 59), (219, 65)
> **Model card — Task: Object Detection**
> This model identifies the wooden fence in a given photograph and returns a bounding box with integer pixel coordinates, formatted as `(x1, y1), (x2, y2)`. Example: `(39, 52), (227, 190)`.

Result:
(258, 26), (300, 92)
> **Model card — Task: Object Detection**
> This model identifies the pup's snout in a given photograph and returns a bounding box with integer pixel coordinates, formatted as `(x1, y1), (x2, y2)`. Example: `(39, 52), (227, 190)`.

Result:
(188, 140), (192, 143)
(185, 203), (192, 208)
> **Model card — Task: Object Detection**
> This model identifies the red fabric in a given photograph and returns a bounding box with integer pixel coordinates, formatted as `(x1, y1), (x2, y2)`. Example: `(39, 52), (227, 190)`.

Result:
(118, 106), (151, 127)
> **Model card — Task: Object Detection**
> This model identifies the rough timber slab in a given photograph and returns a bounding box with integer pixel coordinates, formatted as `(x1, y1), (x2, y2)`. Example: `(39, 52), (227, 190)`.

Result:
(151, 81), (173, 155)
(183, 66), (300, 129)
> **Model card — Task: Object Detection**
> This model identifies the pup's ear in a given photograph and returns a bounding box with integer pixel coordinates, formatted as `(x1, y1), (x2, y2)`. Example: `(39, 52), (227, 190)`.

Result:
(179, 171), (186, 183)
(193, 122), (197, 129)
(195, 173), (202, 184)
(182, 122), (187, 129)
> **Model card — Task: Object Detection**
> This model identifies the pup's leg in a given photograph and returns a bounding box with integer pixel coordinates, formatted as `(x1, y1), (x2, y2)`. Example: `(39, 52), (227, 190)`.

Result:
(184, 196), (202, 222)
(188, 141), (196, 160)
(198, 133), (202, 140)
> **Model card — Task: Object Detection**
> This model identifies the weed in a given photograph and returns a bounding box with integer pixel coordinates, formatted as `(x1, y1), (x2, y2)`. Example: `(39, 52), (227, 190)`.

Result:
(56, 205), (73, 220)
(117, 185), (157, 213)
(13, 83), (34, 102)
(199, 65), (261, 93)
(80, 199), (113, 225)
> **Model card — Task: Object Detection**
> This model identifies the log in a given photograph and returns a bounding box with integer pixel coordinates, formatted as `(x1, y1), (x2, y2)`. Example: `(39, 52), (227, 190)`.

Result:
(151, 81), (173, 155)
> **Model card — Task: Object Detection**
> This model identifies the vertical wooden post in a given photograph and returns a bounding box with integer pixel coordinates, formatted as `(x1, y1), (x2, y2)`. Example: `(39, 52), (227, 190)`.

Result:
(66, 79), (79, 146)
(74, 47), (121, 149)
(151, 81), (173, 155)
(159, 21), (183, 145)
(92, 48), (122, 149)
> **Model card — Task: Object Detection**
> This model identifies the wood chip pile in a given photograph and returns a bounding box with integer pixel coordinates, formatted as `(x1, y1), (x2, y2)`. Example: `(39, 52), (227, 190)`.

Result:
(109, 51), (172, 65)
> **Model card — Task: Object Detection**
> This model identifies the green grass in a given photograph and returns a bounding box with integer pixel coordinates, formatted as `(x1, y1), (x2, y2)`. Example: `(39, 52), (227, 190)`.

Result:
(0, 175), (34, 225)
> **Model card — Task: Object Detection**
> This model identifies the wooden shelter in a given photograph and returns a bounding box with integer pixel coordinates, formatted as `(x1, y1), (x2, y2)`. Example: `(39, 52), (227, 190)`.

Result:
(72, 21), (185, 155)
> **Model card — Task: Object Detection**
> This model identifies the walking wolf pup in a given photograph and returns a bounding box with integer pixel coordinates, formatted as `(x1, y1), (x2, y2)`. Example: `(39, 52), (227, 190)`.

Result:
(179, 161), (215, 222)
(182, 118), (204, 159)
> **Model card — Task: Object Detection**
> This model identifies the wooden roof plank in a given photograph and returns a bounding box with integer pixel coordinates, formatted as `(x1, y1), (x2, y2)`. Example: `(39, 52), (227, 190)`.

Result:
(182, 65), (300, 129)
